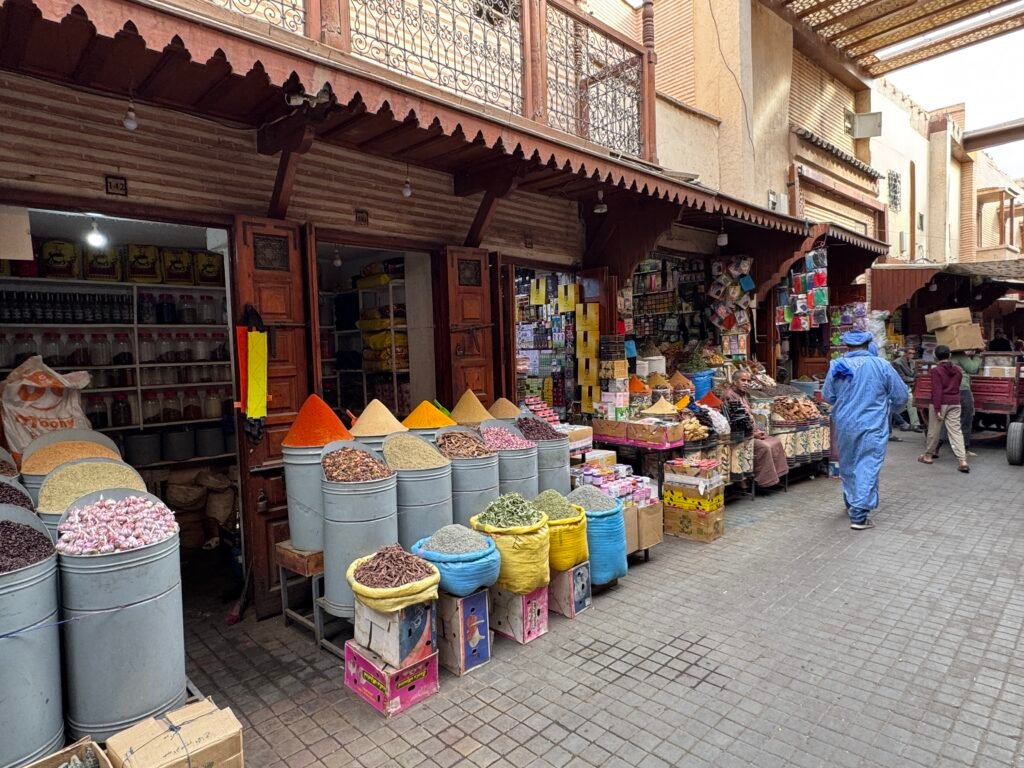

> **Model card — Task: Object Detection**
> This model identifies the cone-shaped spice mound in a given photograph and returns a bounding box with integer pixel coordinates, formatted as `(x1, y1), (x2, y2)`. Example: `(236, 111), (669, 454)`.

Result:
(351, 399), (408, 437)
(450, 389), (492, 425)
(283, 395), (352, 447)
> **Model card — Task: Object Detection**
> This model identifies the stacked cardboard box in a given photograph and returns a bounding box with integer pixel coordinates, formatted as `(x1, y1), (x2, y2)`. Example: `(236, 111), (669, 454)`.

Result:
(595, 334), (629, 422)
(662, 458), (725, 542)
(925, 308), (984, 351)
(576, 305), (599, 412)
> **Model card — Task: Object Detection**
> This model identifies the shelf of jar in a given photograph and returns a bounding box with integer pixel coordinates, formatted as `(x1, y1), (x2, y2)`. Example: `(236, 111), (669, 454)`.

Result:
(82, 386), (136, 394)
(131, 451), (236, 469)
(1, 277), (227, 292)
(0, 363), (135, 373)
(0, 323), (135, 329)
(137, 324), (228, 331)
(98, 417), (225, 432)
(139, 381), (232, 391)
(137, 361), (231, 367)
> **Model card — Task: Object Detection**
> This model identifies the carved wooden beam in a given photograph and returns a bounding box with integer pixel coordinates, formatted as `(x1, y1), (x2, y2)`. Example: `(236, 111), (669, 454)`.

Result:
(259, 107), (323, 219)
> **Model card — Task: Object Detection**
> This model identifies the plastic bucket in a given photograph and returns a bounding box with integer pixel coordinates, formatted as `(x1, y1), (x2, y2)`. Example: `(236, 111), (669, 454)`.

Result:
(36, 458), (145, 543)
(536, 436), (570, 495)
(692, 370), (715, 400)
(58, 489), (186, 742)
(0, 475), (34, 512)
(0, 504), (63, 768)
(320, 440), (398, 619)
(283, 444), (325, 552)
(497, 445), (538, 499)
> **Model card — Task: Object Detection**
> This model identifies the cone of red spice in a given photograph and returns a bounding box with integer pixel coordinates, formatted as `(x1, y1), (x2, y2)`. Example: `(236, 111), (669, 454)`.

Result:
(283, 395), (352, 447)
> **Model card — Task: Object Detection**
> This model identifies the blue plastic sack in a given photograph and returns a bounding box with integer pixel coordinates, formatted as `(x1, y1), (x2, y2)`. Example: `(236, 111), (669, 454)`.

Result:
(585, 501), (628, 586)
(411, 536), (501, 597)
(692, 369), (715, 400)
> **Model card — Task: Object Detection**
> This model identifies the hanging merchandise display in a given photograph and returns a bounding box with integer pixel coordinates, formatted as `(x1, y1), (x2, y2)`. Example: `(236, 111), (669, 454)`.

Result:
(236, 304), (268, 442)
(514, 269), (577, 418)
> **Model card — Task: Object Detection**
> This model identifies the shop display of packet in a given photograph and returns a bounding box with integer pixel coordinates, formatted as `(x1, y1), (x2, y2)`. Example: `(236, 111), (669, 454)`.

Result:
(571, 462), (656, 507)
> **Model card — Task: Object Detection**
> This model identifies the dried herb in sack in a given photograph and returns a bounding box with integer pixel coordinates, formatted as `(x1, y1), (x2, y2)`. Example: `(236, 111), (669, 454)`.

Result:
(353, 544), (434, 588)
(477, 493), (543, 528)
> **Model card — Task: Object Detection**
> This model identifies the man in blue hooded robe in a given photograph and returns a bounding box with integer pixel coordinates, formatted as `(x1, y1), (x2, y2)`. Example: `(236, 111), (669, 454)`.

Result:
(822, 330), (908, 530)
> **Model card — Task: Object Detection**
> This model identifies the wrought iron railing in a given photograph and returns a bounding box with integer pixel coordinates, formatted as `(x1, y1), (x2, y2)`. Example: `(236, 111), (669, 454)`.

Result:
(545, 2), (643, 157)
(349, 0), (525, 113)
(207, 0), (306, 34)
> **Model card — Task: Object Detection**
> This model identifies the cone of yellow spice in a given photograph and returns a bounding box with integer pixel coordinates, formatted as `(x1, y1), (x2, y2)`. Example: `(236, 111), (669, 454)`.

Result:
(351, 399), (408, 437)
(488, 398), (521, 419)
(403, 401), (456, 429)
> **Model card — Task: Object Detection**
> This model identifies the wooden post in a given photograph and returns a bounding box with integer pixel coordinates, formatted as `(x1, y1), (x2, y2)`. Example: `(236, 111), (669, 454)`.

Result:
(521, 0), (534, 120)
(641, 0), (657, 163)
(530, 0), (548, 124)
(319, 0), (352, 51)
(1000, 191), (1006, 245)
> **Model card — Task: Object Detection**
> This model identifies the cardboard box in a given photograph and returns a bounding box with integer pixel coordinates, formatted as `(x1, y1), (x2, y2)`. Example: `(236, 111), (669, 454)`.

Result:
(437, 589), (491, 676)
(558, 283), (580, 313)
(354, 599), (436, 669)
(600, 391), (629, 406)
(637, 501), (664, 550)
(599, 360), (629, 379)
(577, 330), (599, 358)
(490, 586), (548, 644)
(585, 449), (617, 466)
(195, 250), (226, 286)
(592, 418), (628, 440)
(27, 739), (113, 768)
(160, 248), (195, 285)
(664, 483), (724, 512)
(982, 366), (1016, 378)
(664, 505), (724, 542)
(344, 641), (439, 718)
(126, 244), (163, 283)
(925, 307), (972, 332)
(576, 303), (599, 332)
(549, 562), (592, 618)
(935, 323), (985, 352)
(628, 420), (685, 445)
(577, 357), (598, 385)
(624, 504), (638, 553)
(83, 245), (123, 281)
(106, 699), (242, 768)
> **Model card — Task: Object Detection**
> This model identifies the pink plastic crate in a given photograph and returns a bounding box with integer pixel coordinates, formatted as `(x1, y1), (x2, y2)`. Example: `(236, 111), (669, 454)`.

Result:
(344, 640), (439, 718)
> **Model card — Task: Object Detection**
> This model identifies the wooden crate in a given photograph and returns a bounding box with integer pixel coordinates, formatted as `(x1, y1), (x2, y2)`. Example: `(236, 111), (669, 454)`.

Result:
(275, 540), (324, 577)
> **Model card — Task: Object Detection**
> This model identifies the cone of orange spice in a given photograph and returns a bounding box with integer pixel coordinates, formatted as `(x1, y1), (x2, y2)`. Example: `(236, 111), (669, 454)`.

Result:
(283, 395), (352, 447)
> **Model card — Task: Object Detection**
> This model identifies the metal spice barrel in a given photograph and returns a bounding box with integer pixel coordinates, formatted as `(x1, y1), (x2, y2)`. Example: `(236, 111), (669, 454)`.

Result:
(0, 446), (18, 480)
(497, 446), (538, 499)
(435, 427), (499, 527)
(536, 436), (571, 495)
(20, 430), (121, 507)
(384, 433), (453, 549)
(409, 427), (438, 444)
(283, 444), (324, 552)
(320, 440), (398, 619)
(0, 475), (34, 512)
(58, 488), (186, 742)
(349, 433), (387, 453)
(0, 504), (63, 768)
(36, 458), (145, 543)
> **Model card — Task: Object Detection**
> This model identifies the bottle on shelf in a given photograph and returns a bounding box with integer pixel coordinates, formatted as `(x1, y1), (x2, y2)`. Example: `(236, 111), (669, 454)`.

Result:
(30, 292), (44, 324)
(113, 333), (133, 365)
(91, 333), (112, 366)
(41, 333), (63, 366)
(210, 333), (228, 361)
(175, 332), (193, 362)
(139, 292), (157, 325)
(66, 333), (90, 367)
(161, 391), (183, 422)
(0, 294), (10, 323)
(91, 369), (110, 389)
(178, 294), (197, 325)
(182, 390), (203, 420)
(157, 332), (174, 363)
(198, 295), (217, 324)
(193, 332), (210, 362)
(112, 393), (134, 428)
(0, 334), (12, 368)
(156, 294), (177, 324)
(142, 392), (161, 424)
(138, 332), (156, 364)
(203, 388), (223, 419)
(86, 396), (109, 430)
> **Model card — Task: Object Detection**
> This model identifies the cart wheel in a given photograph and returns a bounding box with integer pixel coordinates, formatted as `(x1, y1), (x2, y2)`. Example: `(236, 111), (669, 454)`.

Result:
(1008, 421), (1024, 466)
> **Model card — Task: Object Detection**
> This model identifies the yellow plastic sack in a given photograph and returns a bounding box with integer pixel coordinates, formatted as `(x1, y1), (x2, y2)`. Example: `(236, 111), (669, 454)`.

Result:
(547, 504), (589, 571)
(364, 331), (409, 350)
(346, 555), (440, 612)
(471, 513), (550, 594)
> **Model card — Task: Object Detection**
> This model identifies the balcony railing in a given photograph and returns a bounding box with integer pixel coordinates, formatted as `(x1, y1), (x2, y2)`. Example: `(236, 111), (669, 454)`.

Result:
(205, 0), (655, 160)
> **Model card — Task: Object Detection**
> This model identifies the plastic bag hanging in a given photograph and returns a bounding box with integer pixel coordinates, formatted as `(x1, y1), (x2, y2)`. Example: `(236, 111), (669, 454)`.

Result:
(236, 304), (267, 443)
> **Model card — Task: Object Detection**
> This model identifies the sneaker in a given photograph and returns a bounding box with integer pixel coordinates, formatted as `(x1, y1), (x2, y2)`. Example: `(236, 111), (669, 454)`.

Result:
(850, 520), (875, 530)
(898, 425), (912, 432)
(912, 426), (925, 432)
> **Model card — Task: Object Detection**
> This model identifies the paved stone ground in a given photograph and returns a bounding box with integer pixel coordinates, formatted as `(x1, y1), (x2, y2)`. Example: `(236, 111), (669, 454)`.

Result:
(185, 439), (1024, 767)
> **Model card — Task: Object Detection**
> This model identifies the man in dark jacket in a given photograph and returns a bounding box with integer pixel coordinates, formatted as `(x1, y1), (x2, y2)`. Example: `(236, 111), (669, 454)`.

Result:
(919, 345), (969, 472)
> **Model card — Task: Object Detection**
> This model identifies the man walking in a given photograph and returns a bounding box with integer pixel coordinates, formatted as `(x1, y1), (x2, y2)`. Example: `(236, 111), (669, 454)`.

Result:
(890, 347), (922, 432)
(919, 345), (970, 473)
(949, 348), (980, 455)
(823, 330), (908, 530)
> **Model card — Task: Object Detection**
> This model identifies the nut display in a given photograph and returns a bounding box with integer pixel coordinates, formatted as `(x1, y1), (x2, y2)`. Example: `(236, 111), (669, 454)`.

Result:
(771, 396), (820, 421)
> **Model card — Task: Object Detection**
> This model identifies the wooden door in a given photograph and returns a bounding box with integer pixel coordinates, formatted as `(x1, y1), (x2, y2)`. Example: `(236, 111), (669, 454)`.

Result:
(492, 253), (516, 401)
(445, 247), (494, 406)
(232, 216), (311, 619)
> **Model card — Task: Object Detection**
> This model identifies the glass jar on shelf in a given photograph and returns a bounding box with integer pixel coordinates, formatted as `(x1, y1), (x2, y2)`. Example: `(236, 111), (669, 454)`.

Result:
(198, 295), (217, 324)
(86, 396), (109, 430)
(175, 333), (193, 363)
(161, 392), (183, 422)
(178, 294), (197, 324)
(203, 388), (223, 419)
(0, 334), (13, 368)
(41, 333), (63, 366)
(66, 334), (90, 367)
(186, 365), (201, 384)
(90, 334), (112, 366)
(138, 293), (157, 325)
(91, 369), (110, 389)
(156, 294), (177, 325)
(210, 333), (228, 361)
(163, 366), (178, 386)
(138, 333), (156, 364)
(193, 333), (210, 362)
(112, 393), (134, 427)
(142, 392), (161, 424)
(112, 333), (133, 365)
(13, 333), (36, 365)
(141, 367), (160, 387)
(182, 390), (203, 420)
(157, 333), (174, 363)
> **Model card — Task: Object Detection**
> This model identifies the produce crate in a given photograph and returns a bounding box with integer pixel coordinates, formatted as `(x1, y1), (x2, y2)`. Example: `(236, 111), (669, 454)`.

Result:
(490, 586), (548, 644)
(664, 505), (724, 542)
(549, 561), (592, 619)
(353, 599), (436, 670)
(437, 590), (491, 677)
(344, 641), (439, 718)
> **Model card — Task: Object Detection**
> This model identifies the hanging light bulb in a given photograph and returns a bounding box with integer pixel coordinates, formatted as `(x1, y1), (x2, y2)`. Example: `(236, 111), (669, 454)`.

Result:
(85, 220), (108, 248)
(122, 97), (138, 131)
(716, 216), (728, 247)
(332, 246), (343, 268)
(401, 163), (413, 198)
(593, 190), (608, 214)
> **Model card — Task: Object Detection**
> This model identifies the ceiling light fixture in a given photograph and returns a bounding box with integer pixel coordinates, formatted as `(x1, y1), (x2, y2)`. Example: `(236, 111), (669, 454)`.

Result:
(332, 246), (343, 268)
(593, 190), (608, 214)
(85, 220), (108, 248)
(716, 217), (728, 247)
(401, 164), (413, 198)
(122, 96), (138, 131)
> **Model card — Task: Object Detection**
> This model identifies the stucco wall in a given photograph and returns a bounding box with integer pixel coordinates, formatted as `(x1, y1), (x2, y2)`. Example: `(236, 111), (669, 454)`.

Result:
(750, 1), (793, 210)
(655, 95), (720, 188)
(789, 51), (855, 155)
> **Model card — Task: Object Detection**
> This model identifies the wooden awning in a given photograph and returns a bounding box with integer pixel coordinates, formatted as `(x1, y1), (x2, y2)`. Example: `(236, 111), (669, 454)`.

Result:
(868, 264), (941, 314)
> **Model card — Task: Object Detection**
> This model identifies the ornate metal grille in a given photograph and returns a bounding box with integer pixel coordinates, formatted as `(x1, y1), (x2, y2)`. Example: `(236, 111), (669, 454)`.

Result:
(350, 0), (524, 113)
(545, 3), (642, 157)
(207, 0), (306, 33)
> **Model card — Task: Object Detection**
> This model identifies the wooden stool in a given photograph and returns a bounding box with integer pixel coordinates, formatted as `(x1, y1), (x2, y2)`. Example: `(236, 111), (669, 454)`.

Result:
(275, 540), (325, 644)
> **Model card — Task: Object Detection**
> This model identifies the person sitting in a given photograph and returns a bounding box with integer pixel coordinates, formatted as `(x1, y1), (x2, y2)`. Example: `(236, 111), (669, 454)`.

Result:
(722, 370), (788, 488)
(988, 331), (1012, 352)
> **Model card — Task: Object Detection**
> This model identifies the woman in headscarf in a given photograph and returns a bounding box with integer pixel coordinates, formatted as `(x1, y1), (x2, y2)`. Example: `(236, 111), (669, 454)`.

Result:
(823, 330), (908, 530)
(722, 369), (788, 488)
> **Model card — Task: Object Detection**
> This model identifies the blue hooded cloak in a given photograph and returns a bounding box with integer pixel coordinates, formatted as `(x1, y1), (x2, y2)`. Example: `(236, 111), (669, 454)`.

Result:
(822, 345), (908, 514)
